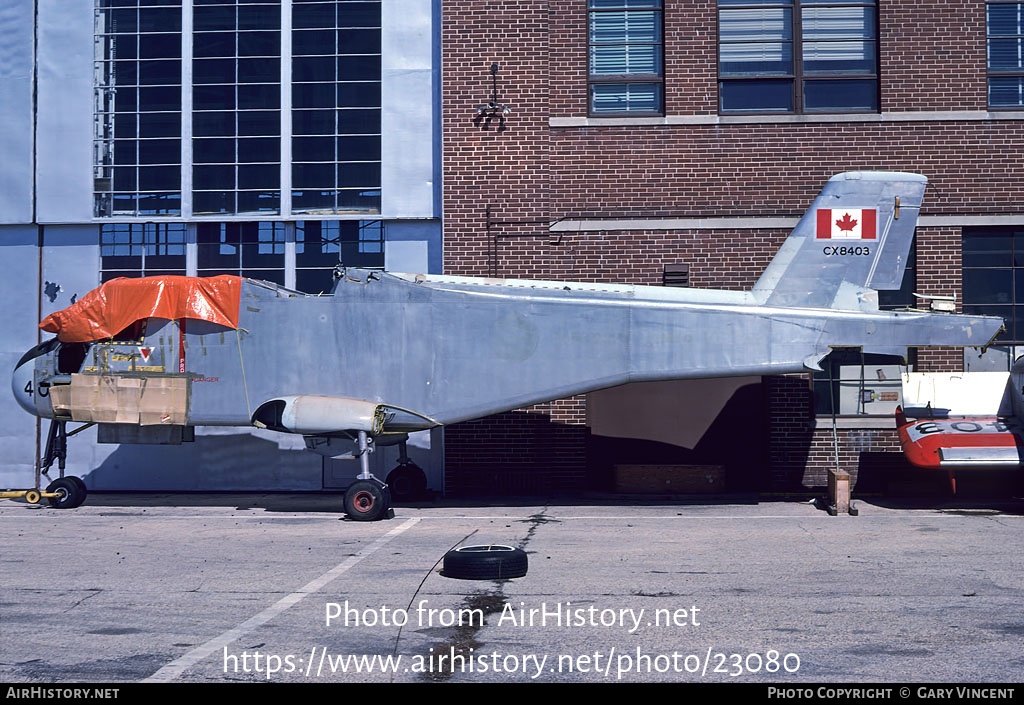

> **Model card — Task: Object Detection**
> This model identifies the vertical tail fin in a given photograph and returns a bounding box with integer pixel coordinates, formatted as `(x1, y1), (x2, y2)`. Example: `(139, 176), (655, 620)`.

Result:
(752, 171), (926, 310)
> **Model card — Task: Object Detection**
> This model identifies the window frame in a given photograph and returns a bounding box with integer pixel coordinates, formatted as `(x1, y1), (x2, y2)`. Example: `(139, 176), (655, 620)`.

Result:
(587, 0), (665, 117)
(986, 0), (1024, 109)
(717, 0), (880, 115)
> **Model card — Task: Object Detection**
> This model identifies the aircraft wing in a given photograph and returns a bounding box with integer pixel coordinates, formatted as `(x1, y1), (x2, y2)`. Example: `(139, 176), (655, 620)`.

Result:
(895, 408), (1024, 468)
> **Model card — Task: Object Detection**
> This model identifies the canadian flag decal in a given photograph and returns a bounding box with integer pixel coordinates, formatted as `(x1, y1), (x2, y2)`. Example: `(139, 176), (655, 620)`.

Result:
(816, 209), (877, 240)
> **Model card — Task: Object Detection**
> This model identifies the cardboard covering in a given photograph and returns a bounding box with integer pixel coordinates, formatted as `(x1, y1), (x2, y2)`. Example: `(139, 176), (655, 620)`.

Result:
(49, 374), (188, 425)
(39, 275), (241, 343)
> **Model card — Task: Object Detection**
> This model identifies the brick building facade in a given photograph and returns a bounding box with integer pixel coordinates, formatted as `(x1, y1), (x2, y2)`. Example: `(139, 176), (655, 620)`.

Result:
(440, 1), (1024, 495)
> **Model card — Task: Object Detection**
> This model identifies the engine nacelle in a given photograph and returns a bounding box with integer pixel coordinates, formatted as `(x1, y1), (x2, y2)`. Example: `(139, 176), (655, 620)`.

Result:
(251, 396), (385, 435)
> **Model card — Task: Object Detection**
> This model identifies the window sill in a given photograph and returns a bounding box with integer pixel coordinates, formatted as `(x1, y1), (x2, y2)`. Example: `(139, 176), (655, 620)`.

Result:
(550, 110), (1024, 128)
(813, 417), (899, 430)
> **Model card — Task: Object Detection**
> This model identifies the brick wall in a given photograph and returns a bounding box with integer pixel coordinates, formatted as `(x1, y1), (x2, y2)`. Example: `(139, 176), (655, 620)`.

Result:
(441, 0), (1016, 494)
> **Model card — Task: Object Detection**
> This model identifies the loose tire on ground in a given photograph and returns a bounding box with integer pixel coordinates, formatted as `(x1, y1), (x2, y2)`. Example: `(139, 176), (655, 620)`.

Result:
(46, 477), (86, 509)
(441, 545), (528, 580)
(343, 480), (388, 521)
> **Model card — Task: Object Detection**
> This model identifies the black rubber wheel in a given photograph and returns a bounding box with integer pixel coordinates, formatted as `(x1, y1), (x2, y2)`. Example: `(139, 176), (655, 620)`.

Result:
(69, 476), (87, 494)
(46, 477), (86, 509)
(386, 463), (427, 501)
(442, 545), (528, 580)
(344, 480), (388, 521)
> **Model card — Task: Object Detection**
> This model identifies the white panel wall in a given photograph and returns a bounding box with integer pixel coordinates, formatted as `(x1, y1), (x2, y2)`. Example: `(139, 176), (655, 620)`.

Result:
(36, 0), (94, 223)
(0, 0), (35, 224)
(380, 0), (438, 218)
(0, 227), (41, 487)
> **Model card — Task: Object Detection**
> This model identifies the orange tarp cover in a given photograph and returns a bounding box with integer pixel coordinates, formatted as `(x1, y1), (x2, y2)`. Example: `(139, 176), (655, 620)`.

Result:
(40, 275), (242, 342)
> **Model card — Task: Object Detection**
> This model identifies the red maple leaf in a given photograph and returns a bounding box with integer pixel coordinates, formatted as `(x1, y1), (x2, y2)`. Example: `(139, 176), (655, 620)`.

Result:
(835, 212), (858, 232)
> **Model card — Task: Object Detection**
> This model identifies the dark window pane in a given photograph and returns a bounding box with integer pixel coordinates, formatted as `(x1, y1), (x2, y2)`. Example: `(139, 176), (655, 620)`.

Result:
(990, 77), (1024, 107)
(803, 79), (877, 111)
(964, 268), (1013, 304)
(803, 41), (876, 74)
(294, 3), (336, 29)
(113, 140), (137, 165)
(113, 88), (138, 112)
(238, 111), (280, 136)
(990, 38), (1024, 70)
(338, 161), (380, 188)
(293, 162), (335, 188)
(137, 192), (181, 215)
(338, 108), (380, 134)
(194, 32), (235, 58)
(293, 109), (336, 135)
(337, 188), (380, 211)
(237, 191), (280, 213)
(243, 268), (285, 285)
(294, 56), (336, 82)
(138, 60), (181, 85)
(139, 34), (181, 59)
(239, 5), (280, 31)
(139, 86), (181, 111)
(294, 29), (336, 55)
(194, 84), (235, 111)
(238, 164), (280, 189)
(296, 268), (336, 294)
(194, 59), (235, 84)
(113, 166), (137, 191)
(111, 8), (138, 33)
(293, 136), (335, 161)
(138, 138), (180, 164)
(295, 82), (336, 108)
(194, 164), (235, 190)
(238, 58), (280, 83)
(337, 135), (380, 161)
(590, 83), (662, 113)
(139, 112), (181, 137)
(139, 7), (181, 32)
(338, 54), (380, 80)
(338, 28), (381, 54)
(337, 81), (380, 107)
(292, 189), (335, 212)
(241, 222), (285, 266)
(239, 31), (280, 56)
(963, 231), (1013, 267)
(114, 60), (138, 85)
(238, 83), (279, 109)
(237, 137), (280, 163)
(720, 79), (793, 111)
(988, 3), (1021, 37)
(194, 5), (235, 32)
(338, 2), (380, 28)
(115, 114), (137, 139)
(193, 138), (235, 163)
(110, 36), (138, 60)
(197, 222), (241, 260)
(194, 111), (236, 137)
(138, 165), (179, 191)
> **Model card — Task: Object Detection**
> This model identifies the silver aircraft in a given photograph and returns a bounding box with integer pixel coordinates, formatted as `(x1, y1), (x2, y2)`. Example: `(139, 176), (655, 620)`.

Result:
(11, 172), (1004, 519)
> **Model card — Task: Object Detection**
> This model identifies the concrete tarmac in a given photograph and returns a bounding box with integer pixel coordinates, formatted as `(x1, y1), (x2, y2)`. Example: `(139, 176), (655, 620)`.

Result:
(1, 493), (1022, 684)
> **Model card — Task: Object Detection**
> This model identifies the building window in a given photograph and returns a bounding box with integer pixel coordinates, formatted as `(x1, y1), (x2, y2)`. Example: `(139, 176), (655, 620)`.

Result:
(295, 220), (383, 293)
(100, 223), (187, 281)
(987, 2), (1024, 107)
(192, 0), (283, 215)
(94, 1), (183, 217)
(718, 0), (878, 114)
(962, 227), (1023, 342)
(588, 0), (664, 115)
(197, 221), (286, 284)
(292, 0), (382, 214)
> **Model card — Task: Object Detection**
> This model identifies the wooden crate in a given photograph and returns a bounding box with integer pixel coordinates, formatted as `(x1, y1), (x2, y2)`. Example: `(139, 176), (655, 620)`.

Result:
(613, 464), (725, 494)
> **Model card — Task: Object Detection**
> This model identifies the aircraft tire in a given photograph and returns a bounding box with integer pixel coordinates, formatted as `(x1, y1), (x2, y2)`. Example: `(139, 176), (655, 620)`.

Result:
(386, 464), (427, 501)
(344, 480), (388, 521)
(441, 545), (528, 581)
(46, 477), (86, 509)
